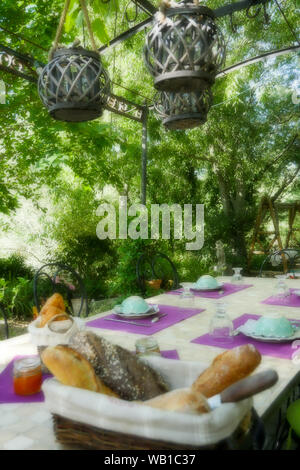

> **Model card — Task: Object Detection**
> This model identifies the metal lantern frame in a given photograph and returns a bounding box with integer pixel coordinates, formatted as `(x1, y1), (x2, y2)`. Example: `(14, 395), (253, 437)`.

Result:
(38, 47), (110, 122)
(154, 88), (213, 130)
(144, 2), (226, 93)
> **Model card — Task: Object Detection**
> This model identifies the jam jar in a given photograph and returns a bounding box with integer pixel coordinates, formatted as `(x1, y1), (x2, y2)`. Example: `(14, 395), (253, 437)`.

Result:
(135, 337), (161, 357)
(13, 356), (42, 395)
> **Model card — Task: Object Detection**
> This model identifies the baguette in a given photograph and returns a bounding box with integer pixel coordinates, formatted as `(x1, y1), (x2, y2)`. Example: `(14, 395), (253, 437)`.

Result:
(41, 345), (118, 397)
(191, 344), (261, 398)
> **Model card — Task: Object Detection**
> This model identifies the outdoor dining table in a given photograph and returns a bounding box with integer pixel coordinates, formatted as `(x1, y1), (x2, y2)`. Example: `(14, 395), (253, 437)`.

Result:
(0, 276), (300, 450)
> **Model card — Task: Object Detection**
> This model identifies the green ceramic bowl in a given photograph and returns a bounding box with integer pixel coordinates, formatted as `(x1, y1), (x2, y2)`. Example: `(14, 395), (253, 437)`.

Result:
(120, 296), (151, 315)
(194, 275), (219, 289)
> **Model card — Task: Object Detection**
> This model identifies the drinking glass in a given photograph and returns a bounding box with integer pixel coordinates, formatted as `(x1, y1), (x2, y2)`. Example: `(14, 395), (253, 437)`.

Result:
(180, 286), (195, 304)
(273, 275), (290, 300)
(231, 267), (243, 284)
(209, 303), (234, 343)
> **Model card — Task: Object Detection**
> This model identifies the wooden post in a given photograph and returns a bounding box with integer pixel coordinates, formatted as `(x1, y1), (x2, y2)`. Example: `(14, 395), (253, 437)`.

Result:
(141, 107), (148, 205)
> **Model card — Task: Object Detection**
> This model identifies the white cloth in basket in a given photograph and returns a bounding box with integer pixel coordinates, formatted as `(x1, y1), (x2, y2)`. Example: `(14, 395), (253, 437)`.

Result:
(42, 355), (253, 447)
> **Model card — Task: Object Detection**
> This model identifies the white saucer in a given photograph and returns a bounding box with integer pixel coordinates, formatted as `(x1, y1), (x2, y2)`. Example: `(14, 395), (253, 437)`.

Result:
(237, 320), (300, 343)
(113, 304), (159, 319)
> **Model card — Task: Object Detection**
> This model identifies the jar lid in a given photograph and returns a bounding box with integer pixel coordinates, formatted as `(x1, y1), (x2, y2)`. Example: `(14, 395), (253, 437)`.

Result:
(14, 356), (41, 373)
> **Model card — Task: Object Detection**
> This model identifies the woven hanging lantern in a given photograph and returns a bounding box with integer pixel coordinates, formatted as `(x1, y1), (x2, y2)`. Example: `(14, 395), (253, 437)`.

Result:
(38, 47), (110, 122)
(144, 0), (225, 93)
(38, 0), (110, 122)
(154, 88), (213, 130)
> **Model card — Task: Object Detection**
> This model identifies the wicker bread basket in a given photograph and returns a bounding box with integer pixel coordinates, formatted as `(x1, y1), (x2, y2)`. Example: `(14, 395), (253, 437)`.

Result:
(42, 356), (254, 450)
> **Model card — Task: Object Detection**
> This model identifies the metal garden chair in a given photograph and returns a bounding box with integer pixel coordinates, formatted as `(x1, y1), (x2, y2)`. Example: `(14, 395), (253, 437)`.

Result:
(33, 262), (89, 317)
(136, 252), (180, 297)
(0, 303), (9, 339)
(258, 248), (300, 278)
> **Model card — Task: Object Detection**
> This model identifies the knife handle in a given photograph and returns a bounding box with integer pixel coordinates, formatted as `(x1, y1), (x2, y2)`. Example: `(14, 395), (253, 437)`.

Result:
(219, 369), (278, 404)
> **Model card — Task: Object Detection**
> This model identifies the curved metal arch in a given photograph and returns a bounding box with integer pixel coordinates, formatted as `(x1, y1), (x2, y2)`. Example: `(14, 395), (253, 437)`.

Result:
(33, 262), (89, 317)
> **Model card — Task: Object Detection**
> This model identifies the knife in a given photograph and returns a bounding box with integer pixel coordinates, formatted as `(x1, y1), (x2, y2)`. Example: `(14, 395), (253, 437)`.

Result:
(104, 317), (152, 327)
(207, 369), (278, 410)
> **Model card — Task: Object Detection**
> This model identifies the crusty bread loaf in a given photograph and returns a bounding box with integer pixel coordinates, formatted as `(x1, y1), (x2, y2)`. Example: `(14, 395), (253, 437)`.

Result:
(143, 387), (210, 414)
(191, 344), (261, 398)
(39, 306), (69, 328)
(140, 345), (261, 414)
(41, 345), (118, 397)
(39, 293), (69, 327)
(69, 331), (169, 401)
(40, 293), (65, 315)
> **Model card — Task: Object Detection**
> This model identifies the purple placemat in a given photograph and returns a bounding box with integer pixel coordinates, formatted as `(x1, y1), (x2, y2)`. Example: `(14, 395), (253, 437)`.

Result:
(0, 356), (52, 404)
(86, 304), (205, 336)
(159, 349), (180, 360)
(261, 289), (300, 308)
(191, 313), (300, 360)
(167, 283), (253, 299)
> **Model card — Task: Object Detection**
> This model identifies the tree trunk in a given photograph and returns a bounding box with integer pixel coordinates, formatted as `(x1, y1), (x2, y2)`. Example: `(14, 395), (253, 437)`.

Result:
(215, 169), (249, 269)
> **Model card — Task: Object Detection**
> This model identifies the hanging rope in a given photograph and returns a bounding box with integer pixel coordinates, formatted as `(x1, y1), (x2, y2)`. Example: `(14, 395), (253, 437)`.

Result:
(48, 0), (99, 60)
(48, 0), (71, 60)
(79, 0), (98, 51)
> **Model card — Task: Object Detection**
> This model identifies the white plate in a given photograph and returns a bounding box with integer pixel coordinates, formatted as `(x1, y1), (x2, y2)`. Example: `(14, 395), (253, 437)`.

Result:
(191, 282), (223, 292)
(112, 304), (159, 319)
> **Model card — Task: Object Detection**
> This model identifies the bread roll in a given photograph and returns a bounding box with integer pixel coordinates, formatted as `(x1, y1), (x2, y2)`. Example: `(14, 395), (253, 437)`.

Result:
(143, 387), (210, 414)
(69, 331), (169, 401)
(40, 293), (65, 315)
(191, 344), (261, 398)
(41, 346), (118, 397)
(39, 306), (69, 328)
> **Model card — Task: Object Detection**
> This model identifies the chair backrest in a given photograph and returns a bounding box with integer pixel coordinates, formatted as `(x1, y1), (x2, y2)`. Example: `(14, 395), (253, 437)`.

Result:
(33, 262), (89, 317)
(152, 252), (180, 290)
(259, 249), (300, 277)
(0, 304), (9, 339)
(136, 252), (180, 296)
(136, 254), (154, 297)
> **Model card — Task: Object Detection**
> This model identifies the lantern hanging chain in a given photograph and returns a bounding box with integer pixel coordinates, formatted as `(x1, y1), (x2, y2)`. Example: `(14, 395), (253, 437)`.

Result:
(263, 4), (270, 25)
(111, 1), (118, 126)
(274, 0), (300, 46)
(112, 0), (118, 83)
(125, 1), (139, 24)
(82, 19), (86, 48)
(229, 13), (238, 33)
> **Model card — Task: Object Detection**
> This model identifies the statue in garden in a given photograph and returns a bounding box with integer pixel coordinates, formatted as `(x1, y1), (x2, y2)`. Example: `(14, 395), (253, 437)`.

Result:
(215, 240), (227, 275)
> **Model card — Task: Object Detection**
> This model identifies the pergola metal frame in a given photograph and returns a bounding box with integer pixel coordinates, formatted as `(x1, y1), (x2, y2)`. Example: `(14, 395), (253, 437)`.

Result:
(0, 0), (299, 204)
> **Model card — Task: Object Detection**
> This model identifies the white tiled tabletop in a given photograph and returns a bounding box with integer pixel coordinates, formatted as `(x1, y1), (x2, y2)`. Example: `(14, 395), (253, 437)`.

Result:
(1, 276), (300, 450)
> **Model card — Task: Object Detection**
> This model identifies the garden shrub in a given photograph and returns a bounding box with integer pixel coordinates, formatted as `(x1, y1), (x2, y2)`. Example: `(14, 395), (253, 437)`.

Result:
(0, 254), (34, 280)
